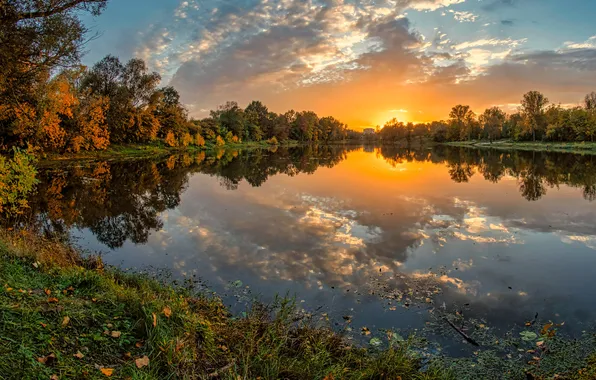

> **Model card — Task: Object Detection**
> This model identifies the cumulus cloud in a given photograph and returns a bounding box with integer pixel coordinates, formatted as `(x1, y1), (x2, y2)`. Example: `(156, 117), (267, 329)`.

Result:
(125, 0), (596, 124)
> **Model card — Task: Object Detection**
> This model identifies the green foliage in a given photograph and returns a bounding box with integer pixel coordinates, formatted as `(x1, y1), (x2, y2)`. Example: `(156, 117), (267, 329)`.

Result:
(0, 149), (38, 215)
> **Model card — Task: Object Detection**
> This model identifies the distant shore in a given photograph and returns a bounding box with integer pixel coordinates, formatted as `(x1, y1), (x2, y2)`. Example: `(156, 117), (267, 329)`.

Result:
(442, 140), (596, 155)
(38, 140), (303, 162)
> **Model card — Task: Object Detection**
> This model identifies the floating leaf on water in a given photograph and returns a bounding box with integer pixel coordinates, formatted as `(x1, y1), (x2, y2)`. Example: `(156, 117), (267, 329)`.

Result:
(369, 337), (382, 347)
(520, 331), (538, 341)
(231, 280), (243, 288)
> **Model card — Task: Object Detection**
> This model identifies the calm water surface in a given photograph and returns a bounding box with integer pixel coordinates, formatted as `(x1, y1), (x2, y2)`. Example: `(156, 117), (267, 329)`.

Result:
(26, 145), (596, 352)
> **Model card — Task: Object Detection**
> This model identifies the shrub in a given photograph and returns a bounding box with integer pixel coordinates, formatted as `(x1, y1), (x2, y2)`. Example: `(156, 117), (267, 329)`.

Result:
(0, 149), (38, 215)
(215, 135), (225, 146)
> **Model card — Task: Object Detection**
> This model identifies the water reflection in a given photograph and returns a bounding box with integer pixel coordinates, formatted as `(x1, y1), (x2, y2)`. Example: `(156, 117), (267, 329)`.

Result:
(14, 145), (596, 341)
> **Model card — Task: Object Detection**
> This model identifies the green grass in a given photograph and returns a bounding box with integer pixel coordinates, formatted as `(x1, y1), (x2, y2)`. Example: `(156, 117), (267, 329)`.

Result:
(444, 140), (596, 155)
(39, 140), (297, 163)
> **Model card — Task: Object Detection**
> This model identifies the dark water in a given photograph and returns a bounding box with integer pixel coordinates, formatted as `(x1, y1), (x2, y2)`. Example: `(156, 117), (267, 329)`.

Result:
(20, 145), (596, 352)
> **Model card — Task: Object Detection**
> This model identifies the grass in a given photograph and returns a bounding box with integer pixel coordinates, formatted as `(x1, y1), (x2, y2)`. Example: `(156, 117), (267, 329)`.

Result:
(444, 140), (596, 155)
(38, 140), (299, 163)
(0, 229), (453, 379)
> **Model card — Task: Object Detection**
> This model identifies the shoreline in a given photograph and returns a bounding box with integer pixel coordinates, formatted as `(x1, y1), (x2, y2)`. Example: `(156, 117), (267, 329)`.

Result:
(442, 140), (596, 155)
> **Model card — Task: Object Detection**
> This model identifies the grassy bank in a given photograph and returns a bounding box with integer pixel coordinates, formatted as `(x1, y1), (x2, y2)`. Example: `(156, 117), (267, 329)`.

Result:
(39, 140), (302, 162)
(443, 140), (596, 155)
(0, 230), (452, 379)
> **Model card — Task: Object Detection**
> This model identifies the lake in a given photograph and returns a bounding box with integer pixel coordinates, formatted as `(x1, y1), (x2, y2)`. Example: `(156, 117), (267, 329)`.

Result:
(22, 145), (596, 354)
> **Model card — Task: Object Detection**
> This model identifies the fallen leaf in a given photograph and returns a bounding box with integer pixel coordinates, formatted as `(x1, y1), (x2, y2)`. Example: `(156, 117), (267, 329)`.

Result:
(62, 316), (70, 326)
(135, 355), (150, 369)
(100, 368), (114, 377)
(73, 351), (84, 359)
(44, 289), (51, 296)
(40, 322), (47, 328)
(47, 297), (59, 303)
(541, 323), (554, 336)
(91, 298), (97, 302)
(152, 313), (157, 327)
(50, 375), (58, 380)
(37, 353), (56, 365)
(163, 306), (172, 318)
(6, 287), (12, 292)
(323, 373), (335, 380)
(135, 341), (144, 348)
(536, 341), (545, 347)
(123, 352), (132, 359)
(110, 331), (121, 338)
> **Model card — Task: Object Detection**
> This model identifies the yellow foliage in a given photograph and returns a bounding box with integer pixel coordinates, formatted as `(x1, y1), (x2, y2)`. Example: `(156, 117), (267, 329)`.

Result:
(231, 135), (239, 143)
(215, 136), (225, 146)
(70, 96), (110, 152)
(180, 132), (193, 147)
(194, 134), (206, 147)
(165, 131), (177, 147)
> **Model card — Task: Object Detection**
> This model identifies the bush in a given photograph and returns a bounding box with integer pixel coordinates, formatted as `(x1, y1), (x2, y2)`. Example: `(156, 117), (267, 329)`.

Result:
(0, 149), (38, 216)
(215, 135), (225, 146)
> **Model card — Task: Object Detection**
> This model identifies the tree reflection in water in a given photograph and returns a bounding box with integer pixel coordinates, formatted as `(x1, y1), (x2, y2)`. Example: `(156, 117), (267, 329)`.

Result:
(10, 145), (596, 249)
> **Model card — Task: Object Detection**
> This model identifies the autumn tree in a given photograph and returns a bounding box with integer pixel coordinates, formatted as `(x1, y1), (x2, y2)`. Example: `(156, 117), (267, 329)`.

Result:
(521, 91), (549, 141)
(0, 0), (107, 147)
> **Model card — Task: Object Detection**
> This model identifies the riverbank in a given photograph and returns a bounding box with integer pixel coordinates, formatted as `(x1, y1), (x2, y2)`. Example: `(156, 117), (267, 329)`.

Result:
(39, 140), (302, 163)
(0, 229), (453, 379)
(443, 140), (596, 155)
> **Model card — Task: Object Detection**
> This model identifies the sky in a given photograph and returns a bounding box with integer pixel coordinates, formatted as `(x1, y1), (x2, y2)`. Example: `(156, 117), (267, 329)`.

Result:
(81, 0), (596, 129)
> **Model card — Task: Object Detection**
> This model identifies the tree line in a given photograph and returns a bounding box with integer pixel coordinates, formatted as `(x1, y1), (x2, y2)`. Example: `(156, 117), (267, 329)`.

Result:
(0, 0), (350, 153)
(370, 91), (596, 144)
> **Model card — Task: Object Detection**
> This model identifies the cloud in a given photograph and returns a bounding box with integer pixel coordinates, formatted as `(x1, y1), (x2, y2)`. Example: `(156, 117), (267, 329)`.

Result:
(408, 0), (466, 11)
(500, 19), (514, 26)
(453, 37), (527, 50)
(449, 10), (478, 23)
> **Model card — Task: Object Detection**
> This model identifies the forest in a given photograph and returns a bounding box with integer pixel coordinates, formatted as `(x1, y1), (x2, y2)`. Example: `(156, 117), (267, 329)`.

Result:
(0, 0), (349, 154)
(375, 91), (596, 144)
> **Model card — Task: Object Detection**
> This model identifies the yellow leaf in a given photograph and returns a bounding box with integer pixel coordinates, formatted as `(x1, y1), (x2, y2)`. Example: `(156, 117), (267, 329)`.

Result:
(152, 313), (157, 327)
(111, 331), (121, 338)
(135, 355), (150, 369)
(44, 289), (51, 296)
(100, 368), (114, 377)
(163, 306), (172, 318)
(73, 351), (84, 359)
(62, 316), (70, 326)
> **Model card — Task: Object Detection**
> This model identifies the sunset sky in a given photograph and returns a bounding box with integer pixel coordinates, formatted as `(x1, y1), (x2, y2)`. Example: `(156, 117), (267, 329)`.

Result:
(82, 0), (596, 129)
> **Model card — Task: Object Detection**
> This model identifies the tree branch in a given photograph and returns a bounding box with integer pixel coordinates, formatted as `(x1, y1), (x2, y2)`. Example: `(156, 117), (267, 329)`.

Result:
(17, 0), (105, 20)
